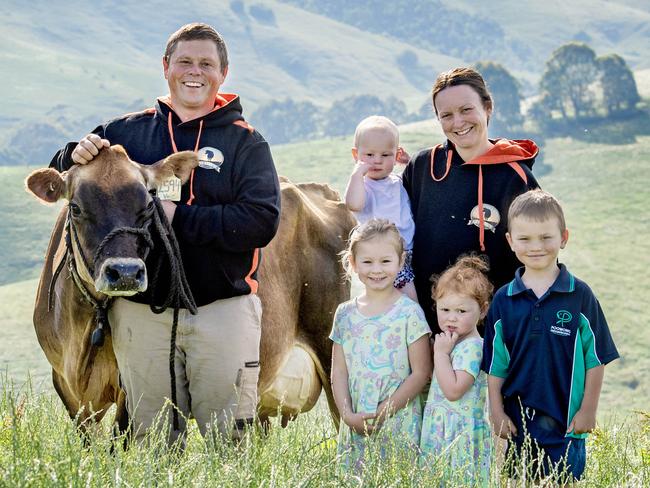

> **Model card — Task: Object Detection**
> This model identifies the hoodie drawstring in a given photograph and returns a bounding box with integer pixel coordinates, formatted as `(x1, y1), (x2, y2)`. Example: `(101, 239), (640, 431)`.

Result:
(430, 143), (532, 252)
(429, 144), (452, 181)
(167, 112), (203, 205)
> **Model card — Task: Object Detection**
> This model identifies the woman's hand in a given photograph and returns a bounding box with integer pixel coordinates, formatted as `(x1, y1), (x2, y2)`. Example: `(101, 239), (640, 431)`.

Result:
(396, 146), (410, 165)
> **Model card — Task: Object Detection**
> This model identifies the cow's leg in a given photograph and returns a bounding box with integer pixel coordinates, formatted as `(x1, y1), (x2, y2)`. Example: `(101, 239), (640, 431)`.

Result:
(52, 369), (78, 421)
(110, 388), (130, 451)
(52, 369), (96, 444)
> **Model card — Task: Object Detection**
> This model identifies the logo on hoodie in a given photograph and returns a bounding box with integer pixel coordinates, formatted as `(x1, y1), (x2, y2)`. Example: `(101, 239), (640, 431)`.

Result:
(197, 146), (224, 172)
(468, 204), (500, 232)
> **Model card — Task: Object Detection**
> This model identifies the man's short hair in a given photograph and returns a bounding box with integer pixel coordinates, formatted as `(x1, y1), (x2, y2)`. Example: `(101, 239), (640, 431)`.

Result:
(164, 23), (228, 74)
(508, 189), (567, 233)
(353, 115), (399, 148)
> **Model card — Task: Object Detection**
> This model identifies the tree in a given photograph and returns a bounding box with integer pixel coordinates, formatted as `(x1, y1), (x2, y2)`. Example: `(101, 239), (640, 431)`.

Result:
(474, 61), (523, 134)
(251, 99), (322, 144)
(539, 42), (599, 119)
(598, 54), (640, 115)
(323, 95), (408, 137)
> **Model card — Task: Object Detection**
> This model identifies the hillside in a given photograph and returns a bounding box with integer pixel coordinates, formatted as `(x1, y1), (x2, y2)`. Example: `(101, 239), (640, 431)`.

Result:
(1, 0), (461, 165)
(4, 1), (650, 165)
(2, 121), (649, 417)
(279, 0), (650, 87)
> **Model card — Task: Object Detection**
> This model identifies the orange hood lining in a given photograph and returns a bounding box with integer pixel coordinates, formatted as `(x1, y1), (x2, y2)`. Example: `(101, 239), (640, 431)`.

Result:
(431, 139), (537, 252)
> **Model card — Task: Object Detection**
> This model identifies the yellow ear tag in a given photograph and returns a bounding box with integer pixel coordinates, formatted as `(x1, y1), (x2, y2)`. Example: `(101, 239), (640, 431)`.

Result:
(156, 176), (182, 201)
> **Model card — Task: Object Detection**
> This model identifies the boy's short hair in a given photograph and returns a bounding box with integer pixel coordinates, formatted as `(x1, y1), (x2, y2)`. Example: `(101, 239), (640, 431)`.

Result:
(508, 189), (566, 233)
(353, 115), (399, 148)
(164, 23), (228, 74)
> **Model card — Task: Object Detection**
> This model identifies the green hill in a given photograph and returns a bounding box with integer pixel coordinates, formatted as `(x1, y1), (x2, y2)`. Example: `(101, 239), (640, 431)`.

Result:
(4, 1), (650, 164)
(2, 121), (649, 416)
(1, 0), (461, 164)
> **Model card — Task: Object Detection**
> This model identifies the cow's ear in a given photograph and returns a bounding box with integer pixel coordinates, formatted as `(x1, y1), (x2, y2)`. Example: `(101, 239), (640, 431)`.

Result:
(25, 168), (67, 204)
(146, 151), (199, 187)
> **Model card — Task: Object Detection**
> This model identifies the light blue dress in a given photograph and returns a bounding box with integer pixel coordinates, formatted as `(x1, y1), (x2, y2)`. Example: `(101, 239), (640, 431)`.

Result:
(420, 336), (491, 485)
(330, 295), (430, 470)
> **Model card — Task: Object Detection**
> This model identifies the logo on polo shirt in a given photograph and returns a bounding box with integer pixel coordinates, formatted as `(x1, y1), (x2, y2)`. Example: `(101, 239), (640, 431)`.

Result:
(197, 146), (224, 172)
(550, 310), (572, 336)
(468, 204), (500, 231)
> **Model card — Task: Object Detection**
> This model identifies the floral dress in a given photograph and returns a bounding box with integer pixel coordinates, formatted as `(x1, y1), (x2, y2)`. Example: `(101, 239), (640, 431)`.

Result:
(330, 295), (431, 470)
(420, 336), (491, 485)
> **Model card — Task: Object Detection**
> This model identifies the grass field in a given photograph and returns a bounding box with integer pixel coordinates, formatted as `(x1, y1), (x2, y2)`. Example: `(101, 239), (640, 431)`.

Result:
(2, 121), (648, 414)
(0, 123), (649, 486)
(0, 382), (648, 486)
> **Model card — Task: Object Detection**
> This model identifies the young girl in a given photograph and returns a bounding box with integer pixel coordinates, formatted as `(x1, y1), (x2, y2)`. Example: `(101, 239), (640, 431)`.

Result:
(420, 255), (493, 484)
(330, 219), (432, 470)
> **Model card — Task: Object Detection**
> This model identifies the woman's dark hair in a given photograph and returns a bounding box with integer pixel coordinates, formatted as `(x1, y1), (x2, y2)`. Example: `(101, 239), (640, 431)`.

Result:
(431, 67), (493, 117)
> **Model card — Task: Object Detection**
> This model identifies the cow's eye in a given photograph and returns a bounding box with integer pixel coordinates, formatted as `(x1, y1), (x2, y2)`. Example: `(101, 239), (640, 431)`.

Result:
(69, 202), (82, 217)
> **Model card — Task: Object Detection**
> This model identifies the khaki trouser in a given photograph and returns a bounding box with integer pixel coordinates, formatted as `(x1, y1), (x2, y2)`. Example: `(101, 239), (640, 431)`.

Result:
(109, 294), (262, 444)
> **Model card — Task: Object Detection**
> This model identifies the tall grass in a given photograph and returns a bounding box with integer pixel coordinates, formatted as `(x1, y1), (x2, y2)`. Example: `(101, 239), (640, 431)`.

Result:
(1, 380), (648, 487)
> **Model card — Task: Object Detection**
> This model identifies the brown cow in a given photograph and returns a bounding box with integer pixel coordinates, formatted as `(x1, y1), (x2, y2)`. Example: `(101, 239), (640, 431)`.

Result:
(26, 145), (199, 435)
(257, 178), (356, 427)
(26, 145), (355, 435)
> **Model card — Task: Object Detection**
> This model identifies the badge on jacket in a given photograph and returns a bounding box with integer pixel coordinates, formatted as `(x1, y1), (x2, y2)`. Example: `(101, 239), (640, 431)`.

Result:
(198, 146), (224, 172)
(468, 204), (500, 232)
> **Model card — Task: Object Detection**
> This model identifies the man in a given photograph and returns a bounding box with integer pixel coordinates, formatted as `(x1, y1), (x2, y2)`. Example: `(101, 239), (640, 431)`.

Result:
(49, 23), (281, 443)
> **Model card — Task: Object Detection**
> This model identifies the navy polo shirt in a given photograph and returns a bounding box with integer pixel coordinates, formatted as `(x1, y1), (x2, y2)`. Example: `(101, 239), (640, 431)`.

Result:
(482, 264), (619, 438)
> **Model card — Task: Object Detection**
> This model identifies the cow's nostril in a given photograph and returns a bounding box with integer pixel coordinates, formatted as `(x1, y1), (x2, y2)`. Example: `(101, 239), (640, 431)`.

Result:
(136, 268), (145, 283)
(105, 266), (121, 284)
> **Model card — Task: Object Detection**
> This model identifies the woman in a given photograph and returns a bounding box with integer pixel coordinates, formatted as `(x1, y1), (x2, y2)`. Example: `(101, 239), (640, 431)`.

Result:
(402, 67), (539, 332)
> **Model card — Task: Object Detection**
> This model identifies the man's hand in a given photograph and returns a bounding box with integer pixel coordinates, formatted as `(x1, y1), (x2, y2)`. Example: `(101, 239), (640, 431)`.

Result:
(72, 134), (110, 165)
(160, 200), (177, 223)
(490, 408), (517, 439)
(433, 331), (458, 356)
(343, 411), (377, 436)
(567, 408), (597, 435)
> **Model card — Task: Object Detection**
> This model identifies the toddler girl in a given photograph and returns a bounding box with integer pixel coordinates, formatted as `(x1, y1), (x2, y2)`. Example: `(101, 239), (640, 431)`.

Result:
(420, 255), (493, 484)
(330, 218), (431, 470)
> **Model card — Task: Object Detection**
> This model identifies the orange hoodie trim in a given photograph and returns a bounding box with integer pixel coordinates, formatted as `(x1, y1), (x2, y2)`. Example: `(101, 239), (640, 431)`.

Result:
(158, 93), (239, 117)
(233, 120), (255, 133)
(244, 248), (260, 294)
(434, 139), (538, 252)
(429, 144), (452, 181)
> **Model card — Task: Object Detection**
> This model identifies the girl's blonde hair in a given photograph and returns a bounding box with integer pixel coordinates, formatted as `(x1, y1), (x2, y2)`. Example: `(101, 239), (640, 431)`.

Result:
(431, 254), (493, 309)
(341, 218), (404, 279)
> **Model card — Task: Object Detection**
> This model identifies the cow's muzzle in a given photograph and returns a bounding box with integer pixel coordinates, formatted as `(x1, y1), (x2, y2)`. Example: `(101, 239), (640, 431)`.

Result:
(95, 258), (147, 296)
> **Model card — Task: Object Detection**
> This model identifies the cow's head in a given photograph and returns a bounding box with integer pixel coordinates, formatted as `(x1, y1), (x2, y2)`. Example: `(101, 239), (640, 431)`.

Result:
(26, 145), (198, 296)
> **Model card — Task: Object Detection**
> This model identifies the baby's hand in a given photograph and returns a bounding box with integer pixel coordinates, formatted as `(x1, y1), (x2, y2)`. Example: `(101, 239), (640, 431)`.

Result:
(352, 160), (372, 176)
(343, 411), (377, 436)
(396, 146), (410, 165)
(433, 331), (458, 356)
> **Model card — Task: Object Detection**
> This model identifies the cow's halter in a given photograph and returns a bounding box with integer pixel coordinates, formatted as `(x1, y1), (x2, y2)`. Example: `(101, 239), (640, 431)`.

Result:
(50, 193), (197, 431)
(49, 202), (155, 347)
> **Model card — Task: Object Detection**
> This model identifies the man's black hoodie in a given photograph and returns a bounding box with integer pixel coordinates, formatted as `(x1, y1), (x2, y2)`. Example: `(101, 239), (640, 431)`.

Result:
(50, 93), (281, 307)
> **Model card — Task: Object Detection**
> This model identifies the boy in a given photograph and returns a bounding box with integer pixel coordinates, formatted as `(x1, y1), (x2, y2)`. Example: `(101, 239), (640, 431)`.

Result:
(482, 189), (618, 481)
(344, 115), (417, 301)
